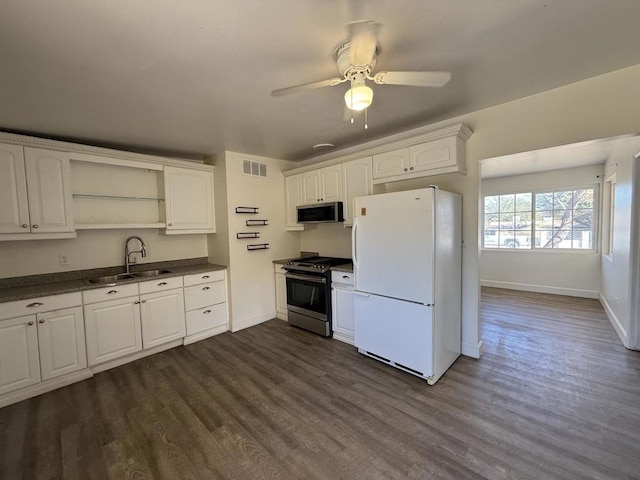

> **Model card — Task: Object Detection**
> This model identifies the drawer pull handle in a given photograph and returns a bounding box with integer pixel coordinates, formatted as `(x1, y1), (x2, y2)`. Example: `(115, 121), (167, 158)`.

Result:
(28, 321), (34, 326)
(38, 319), (45, 324)
(202, 275), (210, 279)
(158, 282), (168, 286)
(32, 224), (39, 229)
(107, 290), (118, 294)
(22, 224), (28, 228)
(26, 302), (44, 308)
(202, 286), (210, 291)
(141, 300), (146, 303)
(342, 275), (350, 279)
(135, 300), (141, 304)
(204, 310), (212, 314)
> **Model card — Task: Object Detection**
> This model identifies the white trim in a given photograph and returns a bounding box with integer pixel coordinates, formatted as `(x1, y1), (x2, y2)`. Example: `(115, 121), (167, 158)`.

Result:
(183, 324), (229, 345)
(599, 293), (629, 347)
(461, 340), (483, 359)
(70, 152), (163, 171)
(90, 339), (183, 374)
(0, 370), (93, 408)
(0, 232), (77, 241)
(332, 331), (354, 345)
(231, 312), (273, 332)
(76, 223), (166, 230)
(481, 279), (599, 299)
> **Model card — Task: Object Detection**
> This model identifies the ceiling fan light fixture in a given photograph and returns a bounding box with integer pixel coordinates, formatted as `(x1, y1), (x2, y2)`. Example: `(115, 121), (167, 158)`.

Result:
(344, 84), (373, 111)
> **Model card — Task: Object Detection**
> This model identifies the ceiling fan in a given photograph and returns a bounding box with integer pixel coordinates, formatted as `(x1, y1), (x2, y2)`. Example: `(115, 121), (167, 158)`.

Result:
(271, 20), (451, 127)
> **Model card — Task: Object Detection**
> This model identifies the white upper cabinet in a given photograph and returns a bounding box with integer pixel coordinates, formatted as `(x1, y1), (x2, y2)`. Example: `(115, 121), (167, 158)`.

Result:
(284, 174), (304, 231)
(0, 143), (29, 234)
(164, 166), (215, 234)
(342, 157), (373, 226)
(372, 148), (410, 179)
(24, 147), (75, 233)
(301, 165), (343, 204)
(0, 144), (74, 237)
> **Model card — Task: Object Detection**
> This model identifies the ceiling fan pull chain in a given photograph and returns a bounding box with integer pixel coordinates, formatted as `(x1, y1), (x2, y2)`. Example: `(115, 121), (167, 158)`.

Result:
(364, 108), (368, 130)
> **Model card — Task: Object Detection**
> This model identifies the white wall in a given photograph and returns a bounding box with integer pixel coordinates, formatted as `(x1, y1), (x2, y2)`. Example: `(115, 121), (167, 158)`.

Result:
(208, 151), (300, 332)
(299, 63), (640, 358)
(480, 165), (604, 298)
(299, 223), (352, 258)
(0, 229), (208, 277)
(600, 136), (640, 347)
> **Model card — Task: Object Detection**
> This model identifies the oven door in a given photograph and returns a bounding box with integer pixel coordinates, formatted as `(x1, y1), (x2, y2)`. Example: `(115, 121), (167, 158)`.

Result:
(285, 272), (328, 321)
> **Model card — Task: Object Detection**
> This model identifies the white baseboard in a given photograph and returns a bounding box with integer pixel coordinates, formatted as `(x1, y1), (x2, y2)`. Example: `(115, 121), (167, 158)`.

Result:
(333, 331), (354, 345)
(599, 293), (629, 347)
(183, 324), (229, 345)
(90, 339), (183, 374)
(461, 340), (483, 359)
(231, 312), (274, 332)
(0, 370), (93, 408)
(481, 280), (599, 299)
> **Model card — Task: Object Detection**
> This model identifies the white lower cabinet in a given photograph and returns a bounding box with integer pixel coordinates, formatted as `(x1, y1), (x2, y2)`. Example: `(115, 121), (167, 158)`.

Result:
(37, 306), (87, 380)
(83, 296), (143, 366)
(274, 264), (287, 320)
(140, 288), (185, 349)
(0, 315), (41, 395)
(183, 270), (229, 344)
(331, 270), (354, 344)
(0, 294), (87, 398)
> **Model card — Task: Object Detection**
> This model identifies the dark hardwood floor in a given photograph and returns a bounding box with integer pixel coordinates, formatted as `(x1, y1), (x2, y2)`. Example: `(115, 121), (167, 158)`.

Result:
(2, 287), (640, 479)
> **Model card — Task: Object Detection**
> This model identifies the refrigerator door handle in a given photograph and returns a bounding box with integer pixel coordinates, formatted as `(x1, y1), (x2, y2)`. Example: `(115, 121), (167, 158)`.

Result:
(353, 291), (370, 297)
(352, 217), (359, 269)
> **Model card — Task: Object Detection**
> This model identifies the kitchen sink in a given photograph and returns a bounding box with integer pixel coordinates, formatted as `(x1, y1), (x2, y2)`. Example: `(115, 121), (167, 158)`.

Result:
(84, 273), (135, 285)
(131, 269), (173, 278)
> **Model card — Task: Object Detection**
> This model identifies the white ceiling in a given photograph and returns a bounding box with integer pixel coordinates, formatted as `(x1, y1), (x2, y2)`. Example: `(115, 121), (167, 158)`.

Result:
(1, 1), (640, 162)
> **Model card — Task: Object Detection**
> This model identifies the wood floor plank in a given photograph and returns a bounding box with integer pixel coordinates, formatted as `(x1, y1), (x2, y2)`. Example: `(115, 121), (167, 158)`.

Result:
(1, 286), (640, 479)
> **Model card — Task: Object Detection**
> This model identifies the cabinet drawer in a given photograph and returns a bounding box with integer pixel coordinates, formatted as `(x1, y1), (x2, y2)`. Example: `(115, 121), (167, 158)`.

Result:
(274, 264), (287, 274)
(331, 270), (354, 287)
(184, 281), (226, 310)
(186, 302), (227, 335)
(138, 276), (184, 295)
(82, 283), (139, 305)
(183, 270), (225, 287)
(0, 292), (82, 321)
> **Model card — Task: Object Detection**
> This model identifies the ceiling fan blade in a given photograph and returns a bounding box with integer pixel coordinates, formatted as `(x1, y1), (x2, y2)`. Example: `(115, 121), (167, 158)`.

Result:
(271, 77), (344, 97)
(373, 71), (452, 87)
(348, 20), (379, 67)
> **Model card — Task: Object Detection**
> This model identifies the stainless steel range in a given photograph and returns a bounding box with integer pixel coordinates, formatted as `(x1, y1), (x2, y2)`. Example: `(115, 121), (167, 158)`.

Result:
(284, 256), (350, 337)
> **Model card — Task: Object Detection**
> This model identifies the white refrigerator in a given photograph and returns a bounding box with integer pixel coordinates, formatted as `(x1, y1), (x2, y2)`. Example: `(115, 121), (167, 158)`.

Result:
(352, 186), (462, 385)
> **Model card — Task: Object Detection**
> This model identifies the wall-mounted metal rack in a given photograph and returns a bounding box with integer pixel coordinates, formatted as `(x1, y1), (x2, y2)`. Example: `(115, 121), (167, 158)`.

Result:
(236, 232), (260, 239)
(246, 219), (268, 226)
(247, 243), (269, 251)
(235, 206), (259, 214)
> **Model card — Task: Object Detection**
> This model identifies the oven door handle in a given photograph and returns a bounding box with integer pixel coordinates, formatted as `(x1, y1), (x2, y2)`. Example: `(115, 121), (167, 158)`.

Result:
(285, 272), (327, 284)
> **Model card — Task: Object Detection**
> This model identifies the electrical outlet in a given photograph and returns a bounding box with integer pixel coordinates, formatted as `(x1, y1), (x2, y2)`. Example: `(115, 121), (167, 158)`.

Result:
(58, 255), (70, 266)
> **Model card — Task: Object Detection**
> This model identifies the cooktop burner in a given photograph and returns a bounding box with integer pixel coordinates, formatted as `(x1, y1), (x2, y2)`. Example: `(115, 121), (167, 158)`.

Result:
(285, 256), (350, 273)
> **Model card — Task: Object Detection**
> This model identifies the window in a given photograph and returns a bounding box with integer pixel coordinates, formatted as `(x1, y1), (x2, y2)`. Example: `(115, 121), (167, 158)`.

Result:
(483, 187), (597, 250)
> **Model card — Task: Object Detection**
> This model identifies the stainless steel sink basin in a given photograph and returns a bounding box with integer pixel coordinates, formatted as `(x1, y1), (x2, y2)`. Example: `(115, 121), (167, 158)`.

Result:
(131, 269), (172, 278)
(84, 273), (135, 285)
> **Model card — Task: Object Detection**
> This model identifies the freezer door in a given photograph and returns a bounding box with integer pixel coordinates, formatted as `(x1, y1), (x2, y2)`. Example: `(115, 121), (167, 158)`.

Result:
(353, 188), (434, 304)
(354, 293), (433, 377)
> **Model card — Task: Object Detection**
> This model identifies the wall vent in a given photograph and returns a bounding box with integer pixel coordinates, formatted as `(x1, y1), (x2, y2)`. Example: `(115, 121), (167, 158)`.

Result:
(243, 159), (267, 178)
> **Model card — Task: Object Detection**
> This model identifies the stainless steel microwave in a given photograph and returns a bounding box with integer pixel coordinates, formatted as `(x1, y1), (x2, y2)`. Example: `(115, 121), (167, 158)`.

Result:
(296, 202), (344, 224)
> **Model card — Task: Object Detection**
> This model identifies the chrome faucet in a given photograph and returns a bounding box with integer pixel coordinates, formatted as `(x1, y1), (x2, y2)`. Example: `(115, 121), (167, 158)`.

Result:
(125, 236), (146, 274)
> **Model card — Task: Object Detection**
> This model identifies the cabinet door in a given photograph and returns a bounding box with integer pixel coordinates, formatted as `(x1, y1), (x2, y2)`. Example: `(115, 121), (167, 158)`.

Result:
(320, 165), (343, 202)
(409, 137), (457, 174)
(0, 144), (30, 234)
(37, 307), (87, 381)
(140, 289), (186, 349)
(275, 272), (287, 320)
(23, 148), (74, 233)
(0, 315), (40, 395)
(301, 170), (321, 204)
(332, 287), (354, 343)
(342, 157), (372, 225)
(284, 174), (304, 230)
(164, 166), (215, 233)
(372, 148), (410, 179)
(84, 297), (142, 366)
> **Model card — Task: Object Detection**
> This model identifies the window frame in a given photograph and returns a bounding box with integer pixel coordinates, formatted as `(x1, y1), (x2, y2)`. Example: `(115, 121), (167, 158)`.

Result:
(482, 184), (599, 252)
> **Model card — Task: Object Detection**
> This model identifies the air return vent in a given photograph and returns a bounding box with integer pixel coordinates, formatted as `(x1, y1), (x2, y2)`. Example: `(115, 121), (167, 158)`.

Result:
(243, 159), (267, 177)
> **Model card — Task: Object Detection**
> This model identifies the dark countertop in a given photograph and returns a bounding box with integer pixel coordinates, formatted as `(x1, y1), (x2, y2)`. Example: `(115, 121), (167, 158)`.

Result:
(0, 259), (227, 303)
(331, 263), (353, 273)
